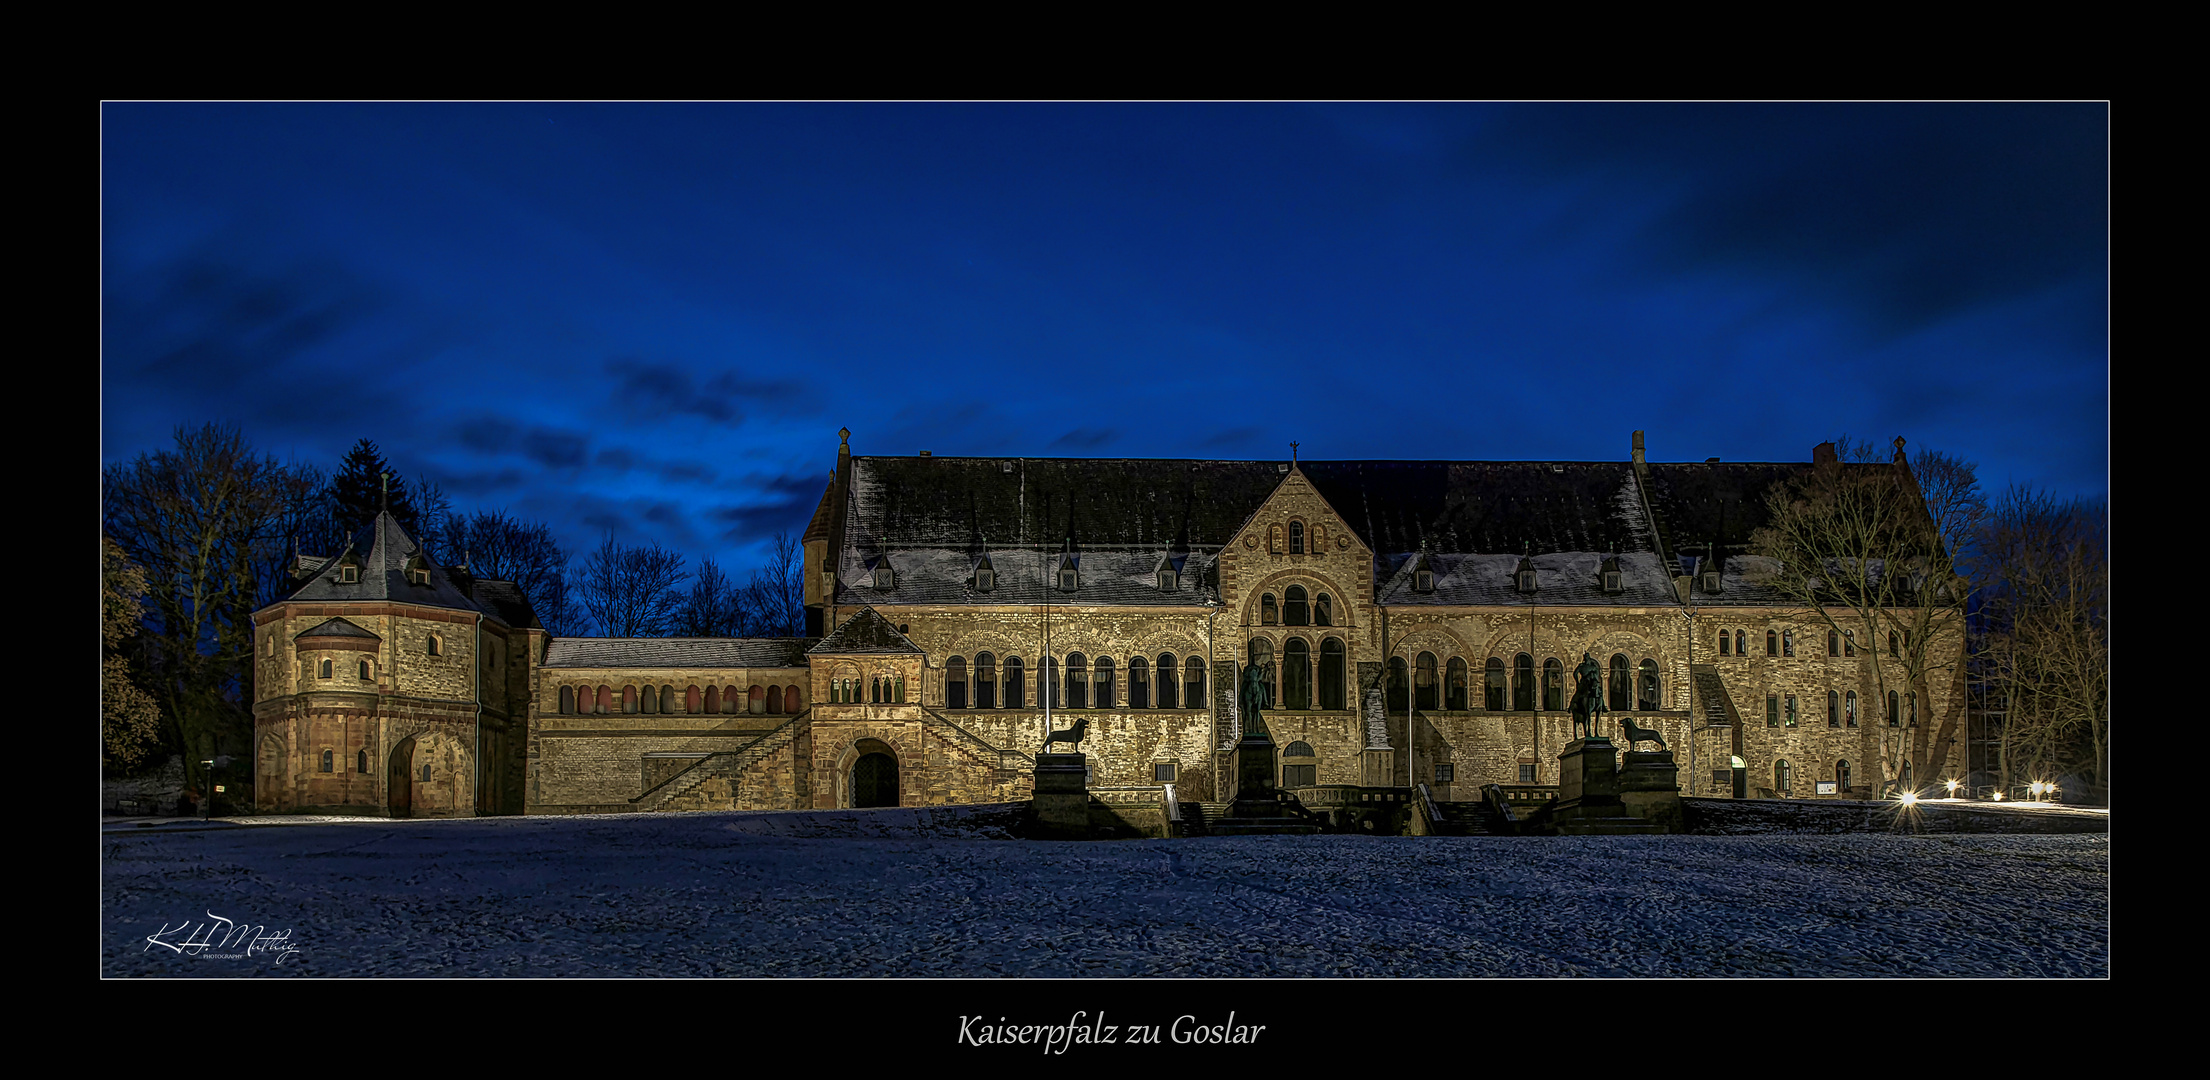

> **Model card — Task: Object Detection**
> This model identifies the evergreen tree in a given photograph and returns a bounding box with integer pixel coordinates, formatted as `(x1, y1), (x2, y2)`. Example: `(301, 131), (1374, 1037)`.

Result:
(328, 438), (421, 537)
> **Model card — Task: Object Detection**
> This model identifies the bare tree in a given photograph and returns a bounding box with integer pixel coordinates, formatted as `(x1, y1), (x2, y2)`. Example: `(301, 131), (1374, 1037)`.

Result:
(741, 532), (805, 637)
(577, 534), (688, 637)
(1972, 487), (2107, 796)
(676, 556), (747, 636)
(440, 509), (584, 636)
(1749, 436), (1981, 794)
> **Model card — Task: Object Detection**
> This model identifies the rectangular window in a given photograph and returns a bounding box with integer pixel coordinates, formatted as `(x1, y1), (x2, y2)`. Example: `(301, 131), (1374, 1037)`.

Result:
(1153, 762), (1176, 783)
(1785, 695), (1798, 727)
(1518, 763), (1537, 783)
(1283, 764), (1316, 787)
(1434, 763), (1455, 783)
(1767, 696), (1780, 727)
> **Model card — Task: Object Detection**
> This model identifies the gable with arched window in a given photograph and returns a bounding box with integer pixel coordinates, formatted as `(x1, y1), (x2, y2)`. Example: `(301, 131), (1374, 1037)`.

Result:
(1284, 585), (1309, 626)
(1288, 521), (1304, 554)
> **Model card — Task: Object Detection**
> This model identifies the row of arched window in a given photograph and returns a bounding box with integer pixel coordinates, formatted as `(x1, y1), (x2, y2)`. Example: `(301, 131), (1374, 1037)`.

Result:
(1258, 586), (1335, 626)
(318, 749), (373, 774)
(830, 676), (905, 703)
(1721, 627), (1914, 658)
(1772, 759), (1872, 796)
(1764, 689), (1917, 727)
(944, 653), (1208, 710)
(557, 683), (805, 715)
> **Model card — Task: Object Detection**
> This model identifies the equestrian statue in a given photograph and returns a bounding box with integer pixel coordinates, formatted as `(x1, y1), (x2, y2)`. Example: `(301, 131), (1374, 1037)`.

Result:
(1570, 652), (1606, 741)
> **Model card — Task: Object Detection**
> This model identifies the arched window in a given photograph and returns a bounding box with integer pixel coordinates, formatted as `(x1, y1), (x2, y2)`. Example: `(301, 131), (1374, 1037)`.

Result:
(621, 686), (637, 713)
(1284, 638), (1312, 710)
(1736, 630), (1747, 655)
(357, 749), (369, 774)
(1128, 655), (1149, 709)
(1003, 657), (1025, 708)
(320, 750), (333, 773)
(1387, 656), (1409, 713)
(1261, 594), (1279, 625)
(1094, 656), (1115, 708)
(1844, 630), (1856, 657)
(722, 685), (740, 714)
(684, 685), (699, 713)
(1890, 631), (1900, 657)
(1544, 658), (1565, 711)
(359, 659), (373, 681)
(1485, 658), (1507, 711)
(786, 685), (803, 712)
(1766, 630), (1778, 656)
(1845, 690), (1858, 727)
(974, 653), (996, 709)
(1837, 759), (1851, 790)
(1246, 640), (1273, 707)
(1638, 659), (1660, 710)
(1269, 524), (1284, 553)
(319, 658), (333, 679)
(1041, 657), (1060, 709)
(1289, 521), (1305, 554)
(703, 685), (719, 713)
(1776, 759), (1793, 796)
(660, 685), (674, 713)
(1445, 657), (1468, 710)
(1908, 692), (1917, 727)
(1783, 631), (1795, 657)
(1829, 690), (1840, 727)
(1720, 630), (1732, 656)
(1284, 741), (1315, 757)
(1828, 629), (1839, 656)
(1312, 524), (1327, 553)
(1314, 593), (1333, 626)
(768, 685), (784, 713)
(750, 684), (766, 713)
(1514, 654), (1535, 712)
(428, 634), (442, 657)
(1415, 652), (1438, 711)
(642, 684), (658, 714)
(1888, 691), (1901, 727)
(1785, 694), (1798, 727)
(1154, 655), (1176, 710)
(420, 763), (432, 783)
(1321, 639), (1347, 710)
(1184, 657), (1206, 712)
(560, 686), (574, 714)
(1608, 655), (1631, 711)
(1285, 585), (1309, 626)
(1066, 653), (1088, 709)
(946, 657), (967, 709)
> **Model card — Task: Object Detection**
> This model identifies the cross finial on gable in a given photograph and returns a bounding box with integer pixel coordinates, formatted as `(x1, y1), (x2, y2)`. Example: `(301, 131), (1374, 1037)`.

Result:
(381, 471), (391, 514)
(1290, 441), (1299, 464)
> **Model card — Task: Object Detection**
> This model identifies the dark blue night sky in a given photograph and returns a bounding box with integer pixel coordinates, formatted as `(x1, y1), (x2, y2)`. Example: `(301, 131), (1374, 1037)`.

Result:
(101, 103), (2107, 574)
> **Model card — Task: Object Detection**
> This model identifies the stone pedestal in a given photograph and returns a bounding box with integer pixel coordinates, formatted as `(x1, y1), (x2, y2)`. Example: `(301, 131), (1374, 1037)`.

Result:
(1546, 737), (1664, 835)
(1618, 750), (1685, 833)
(1031, 753), (1091, 839)
(1211, 731), (1320, 836)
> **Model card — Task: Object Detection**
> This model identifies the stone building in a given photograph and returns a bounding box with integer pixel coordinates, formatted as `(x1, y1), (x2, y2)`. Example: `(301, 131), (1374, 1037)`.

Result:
(252, 429), (1961, 818)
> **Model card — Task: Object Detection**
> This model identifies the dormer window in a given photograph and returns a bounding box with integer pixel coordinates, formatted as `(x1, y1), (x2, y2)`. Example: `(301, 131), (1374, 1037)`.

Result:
(408, 568), (429, 586)
(973, 562), (995, 592)
(1514, 558), (1535, 594)
(339, 564), (359, 584)
(1158, 570), (1177, 591)
(1418, 569), (1437, 593)
(1702, 568), (1721, 594)
(872, 562), (894, 589)
(1600, 557), (1624, 594)
(1057, 558), (1078, 591)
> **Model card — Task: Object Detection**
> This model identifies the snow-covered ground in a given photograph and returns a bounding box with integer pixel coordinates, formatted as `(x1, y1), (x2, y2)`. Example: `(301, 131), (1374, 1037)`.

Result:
(103, 809), (2107, 977)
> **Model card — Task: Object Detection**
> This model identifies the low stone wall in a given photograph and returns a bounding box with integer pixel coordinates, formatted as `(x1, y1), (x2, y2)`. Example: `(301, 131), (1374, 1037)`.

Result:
(104, 756), (186, 815)
(1683, 797), (2108, 835)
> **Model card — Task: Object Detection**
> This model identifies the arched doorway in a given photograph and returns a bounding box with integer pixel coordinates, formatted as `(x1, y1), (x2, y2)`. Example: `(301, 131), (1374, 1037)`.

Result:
(387, 736), (415, 818)
(850, 739), (900, 808)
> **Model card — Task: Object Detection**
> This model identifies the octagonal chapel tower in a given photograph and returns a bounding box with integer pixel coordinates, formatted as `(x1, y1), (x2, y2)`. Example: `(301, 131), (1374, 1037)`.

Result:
(251, 511), (543, 816)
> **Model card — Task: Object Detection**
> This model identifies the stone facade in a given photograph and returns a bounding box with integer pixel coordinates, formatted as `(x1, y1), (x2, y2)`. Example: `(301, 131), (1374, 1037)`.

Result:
(252, 433), (1965, 821)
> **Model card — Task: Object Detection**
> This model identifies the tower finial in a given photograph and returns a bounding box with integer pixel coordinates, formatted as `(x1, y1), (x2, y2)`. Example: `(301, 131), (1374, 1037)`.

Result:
(381, 471), (391, 514)
(1290, 440), (1299, 464)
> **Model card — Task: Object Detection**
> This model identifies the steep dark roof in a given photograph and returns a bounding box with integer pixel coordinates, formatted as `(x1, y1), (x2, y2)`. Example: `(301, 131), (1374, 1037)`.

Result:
(543, 638), (817, 668)
(298, 617), (378, 640)
(467, 579), (542, 631)
(810, 607), (921, 654)
(277, 511), (516, 624)
(836, 547), (1218, 607)
(1299, 461), (1652, 556)
(848, 456), (1290, 550)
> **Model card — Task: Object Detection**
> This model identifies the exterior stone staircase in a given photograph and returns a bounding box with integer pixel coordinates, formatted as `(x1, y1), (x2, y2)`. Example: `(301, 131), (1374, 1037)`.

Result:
(631, 711), (808, 811)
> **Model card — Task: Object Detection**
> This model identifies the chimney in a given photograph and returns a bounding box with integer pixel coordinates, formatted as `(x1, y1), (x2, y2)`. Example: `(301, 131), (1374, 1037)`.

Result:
(1814, 441), (1837, 466)
(918, 450), (931, 457)
(1631, 430), (1646, 466)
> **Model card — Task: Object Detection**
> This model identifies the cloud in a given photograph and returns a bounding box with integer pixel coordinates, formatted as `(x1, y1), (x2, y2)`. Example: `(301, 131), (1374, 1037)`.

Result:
(707, 496), (818, 542)
(606, 359), (813, 427)
(1199, 426), (1262, 449)
(457, 417), (518, 453)
(523, 428), (589, 470)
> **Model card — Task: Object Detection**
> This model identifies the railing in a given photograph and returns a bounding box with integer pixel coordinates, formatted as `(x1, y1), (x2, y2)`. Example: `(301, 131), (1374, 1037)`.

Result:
(1413, 782), (1443, 835)
(630, 710), (809, 808)
(921, 707), (1033, 771)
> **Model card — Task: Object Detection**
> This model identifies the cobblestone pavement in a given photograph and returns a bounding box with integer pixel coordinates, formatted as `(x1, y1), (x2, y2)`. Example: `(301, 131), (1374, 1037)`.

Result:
(103, 810), (2107, 977)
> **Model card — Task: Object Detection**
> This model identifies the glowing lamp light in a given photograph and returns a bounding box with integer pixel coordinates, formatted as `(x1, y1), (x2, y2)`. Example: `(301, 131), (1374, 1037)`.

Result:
(1899, 791), (1919, 807)
(1945, 779), (1960, 795)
